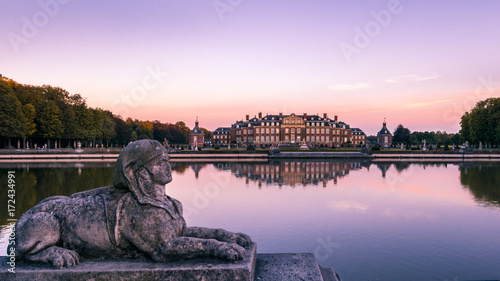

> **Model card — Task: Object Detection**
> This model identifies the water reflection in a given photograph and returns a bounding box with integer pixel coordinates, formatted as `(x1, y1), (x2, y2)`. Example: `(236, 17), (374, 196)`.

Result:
(1, 160), (500, 280)
(0, 162), (114, 224)
(227, 160), (366, 188)
(460, 162), (500, 207)
(1, 160), (499, 223)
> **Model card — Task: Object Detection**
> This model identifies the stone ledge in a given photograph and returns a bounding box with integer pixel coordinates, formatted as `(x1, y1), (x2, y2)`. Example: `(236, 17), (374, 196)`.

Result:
(0, 244), (256, 281)
(0, 246), (343, 281)
(254, 253), (341, 281)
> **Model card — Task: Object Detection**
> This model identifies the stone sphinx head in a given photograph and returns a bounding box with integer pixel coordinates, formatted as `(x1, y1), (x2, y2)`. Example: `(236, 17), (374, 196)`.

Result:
(112, 139), (173, 209)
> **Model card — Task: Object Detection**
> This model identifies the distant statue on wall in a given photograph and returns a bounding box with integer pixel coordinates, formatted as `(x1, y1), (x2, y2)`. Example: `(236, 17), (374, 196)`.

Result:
(13, 139), (252, 268)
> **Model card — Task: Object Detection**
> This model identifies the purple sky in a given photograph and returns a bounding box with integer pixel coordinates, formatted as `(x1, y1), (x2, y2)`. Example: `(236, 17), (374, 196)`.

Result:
(2, 0), (499, 134)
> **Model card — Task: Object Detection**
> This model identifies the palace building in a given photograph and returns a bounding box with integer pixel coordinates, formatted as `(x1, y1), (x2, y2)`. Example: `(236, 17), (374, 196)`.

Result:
(213, 112), (366, 148)
(212, 127), (231, 146)
(377, 119), (392, 148)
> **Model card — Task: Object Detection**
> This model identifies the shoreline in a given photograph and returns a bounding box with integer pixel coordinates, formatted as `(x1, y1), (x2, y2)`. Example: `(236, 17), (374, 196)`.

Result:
(1, 151), (500, 162)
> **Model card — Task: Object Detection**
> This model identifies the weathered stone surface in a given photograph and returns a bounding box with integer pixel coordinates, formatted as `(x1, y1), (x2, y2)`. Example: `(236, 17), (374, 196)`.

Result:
(11, 139), (252, 268)
(0, 244), (256, 281)
(0, 248), (348, 281)
(254, 253), (341, 281)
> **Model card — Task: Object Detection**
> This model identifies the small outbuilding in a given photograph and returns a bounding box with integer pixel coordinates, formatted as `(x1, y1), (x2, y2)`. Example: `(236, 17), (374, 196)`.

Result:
(377, 119), (392, 148)
(189, 117), (205, 149)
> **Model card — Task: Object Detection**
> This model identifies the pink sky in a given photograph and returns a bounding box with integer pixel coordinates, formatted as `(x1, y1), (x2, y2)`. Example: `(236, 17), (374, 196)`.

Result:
(2, 0), (499, 135)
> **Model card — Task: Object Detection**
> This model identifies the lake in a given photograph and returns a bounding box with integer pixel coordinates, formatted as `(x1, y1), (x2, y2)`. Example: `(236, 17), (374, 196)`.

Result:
(1, 159), (499, 281)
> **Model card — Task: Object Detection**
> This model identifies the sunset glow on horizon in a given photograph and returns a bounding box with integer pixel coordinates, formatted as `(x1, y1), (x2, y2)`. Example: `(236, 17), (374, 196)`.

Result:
(2, 0), (499, 135)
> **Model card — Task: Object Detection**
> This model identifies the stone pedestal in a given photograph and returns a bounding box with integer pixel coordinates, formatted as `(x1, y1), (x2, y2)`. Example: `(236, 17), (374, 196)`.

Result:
(0, 244), (256, 281)
(0, 244), (342, 281)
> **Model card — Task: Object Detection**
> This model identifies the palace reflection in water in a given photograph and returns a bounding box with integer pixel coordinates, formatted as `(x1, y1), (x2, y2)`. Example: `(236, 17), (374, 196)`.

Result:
(227, 161), (365, 188)
(2, 160), (498, 221)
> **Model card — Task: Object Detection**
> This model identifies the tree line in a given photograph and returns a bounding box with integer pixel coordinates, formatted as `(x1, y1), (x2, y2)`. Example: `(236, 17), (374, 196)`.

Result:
(0, 76), (211, 149)
(367, 97), (499, 148)
(459, 97), (500, 147)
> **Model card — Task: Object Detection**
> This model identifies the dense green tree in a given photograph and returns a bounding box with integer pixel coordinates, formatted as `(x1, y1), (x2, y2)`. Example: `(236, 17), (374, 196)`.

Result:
(450, 133), (461, 145)
(100, 110), (117, 146)
(175, 121), (191, 143)
(22, 104), (37, 148)
(112, 115), (132, 146)
(392, 124), (411, 144)
(460, 97), (500, 146)
(35, 100), (63, 148)
(0, 80), (27, 148)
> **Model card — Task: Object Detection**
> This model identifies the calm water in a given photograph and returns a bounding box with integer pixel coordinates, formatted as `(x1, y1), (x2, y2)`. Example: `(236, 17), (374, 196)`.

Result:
(1, 160), (500, 281)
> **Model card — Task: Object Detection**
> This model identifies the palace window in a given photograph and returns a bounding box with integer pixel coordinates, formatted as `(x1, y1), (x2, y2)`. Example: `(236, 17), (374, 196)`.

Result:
(277, 128), (280, 133)
(271, 128), (275, 133)
(291, 128), (295, 133)
(321, 128), (324, 134)
(244, 137), (247, 142)
(297, 128), (301, 133)
(306, 136), (310, 141)
(312, 137), (315, 142)
(271, 136), (274, 141)
(326, 136), (329, 142)
(266, 136), (269, 142)
(276, 136), (279, 141)
(306, 128), (310, 133)
(266, 128), (269, 133)
(326, 129), (329, 134)
(261, 128), (265, 133)
(311, 129), (315, 134)
(321, 136), (324, 142)
(285, 128), (289, 133)
(285, 136), (289, 142)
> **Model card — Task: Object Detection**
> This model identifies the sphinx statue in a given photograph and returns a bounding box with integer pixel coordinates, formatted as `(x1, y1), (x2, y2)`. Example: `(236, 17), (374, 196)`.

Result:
(13, 139), (252, 268)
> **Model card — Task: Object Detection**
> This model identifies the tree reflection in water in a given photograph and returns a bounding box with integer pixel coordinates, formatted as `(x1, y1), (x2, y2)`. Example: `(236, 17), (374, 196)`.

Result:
(1, 160), (499, 224)
(460, 163), (500, 208)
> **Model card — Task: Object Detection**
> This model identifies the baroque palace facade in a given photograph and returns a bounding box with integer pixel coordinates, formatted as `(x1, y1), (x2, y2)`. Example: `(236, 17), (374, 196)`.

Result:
(213, 112), (366, 147)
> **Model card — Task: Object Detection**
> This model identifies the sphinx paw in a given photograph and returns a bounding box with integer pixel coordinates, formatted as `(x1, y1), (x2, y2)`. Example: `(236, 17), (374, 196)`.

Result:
(217, 243), (245, 261)
(49, 247), (80, 268)
(234, 233), (252, 247)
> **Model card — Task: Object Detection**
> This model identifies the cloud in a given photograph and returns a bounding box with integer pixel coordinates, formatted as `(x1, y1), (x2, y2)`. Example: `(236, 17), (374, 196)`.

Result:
(384, 74), (441, 83)
(327, 200), (369, 213)
(328, 83), (371, 91)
